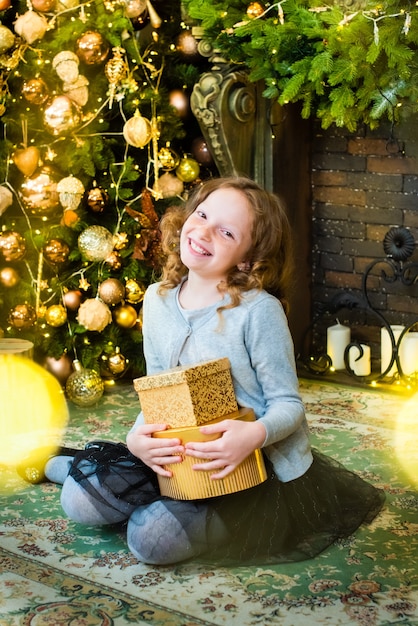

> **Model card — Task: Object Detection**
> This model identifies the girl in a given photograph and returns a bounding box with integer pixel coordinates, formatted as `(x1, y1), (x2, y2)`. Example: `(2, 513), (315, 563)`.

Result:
(42, 176), (384, 565)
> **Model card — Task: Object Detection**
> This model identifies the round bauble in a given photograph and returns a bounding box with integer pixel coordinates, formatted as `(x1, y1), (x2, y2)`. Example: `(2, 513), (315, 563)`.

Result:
(169, 89), (190, 119)
(43, 353), (73, 386)
(12, 146), (40, 177)
(124, 0), (146, 18)
(0, 25), (15, 54)
(0, 0), (12, 10)
(154, 172), (184, 198)
(78, 225), (114, 262)
(176, 30), (200, 60)
(247, 1), (265, 19)
(125, 278), (145, 304)
(191, 136), (214, 166)
(65, 360), (104, 407)
(76, 31), (109, 65)
(0, 266), (19, 288)
(86, 184), (108, 213)
(7, 303), (37, 330)
(45, 304), (67, 327)
(113, 303), (137, 328)
(43, 238), (70, 265)
(175, 156), (200, 183)
(43, 95), (81, 136)
(22, 78), (49, 105)
(77, 298), (112, 331)
(19, 166), (61, 218)
(98, 278), (125, 305)
(0, 230), (26, 262)
(32, 0), (56, 11)
(123, 111), (152, 148)
(61, 209), (80, 228)
(62, 289), (82, 311)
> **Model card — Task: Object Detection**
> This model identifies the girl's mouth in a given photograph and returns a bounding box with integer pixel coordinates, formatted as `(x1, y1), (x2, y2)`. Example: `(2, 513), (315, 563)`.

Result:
(189, 239), (211, 256)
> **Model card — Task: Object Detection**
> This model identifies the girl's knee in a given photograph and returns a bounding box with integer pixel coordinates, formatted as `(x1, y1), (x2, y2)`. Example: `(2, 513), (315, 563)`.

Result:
(60, 477), (125, 525)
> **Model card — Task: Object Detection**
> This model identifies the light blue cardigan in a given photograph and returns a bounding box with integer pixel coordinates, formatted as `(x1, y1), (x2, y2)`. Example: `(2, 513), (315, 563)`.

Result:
(131, 281), (313, 483)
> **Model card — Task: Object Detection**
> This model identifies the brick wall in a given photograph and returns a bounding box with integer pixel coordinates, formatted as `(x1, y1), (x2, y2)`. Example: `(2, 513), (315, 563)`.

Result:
(309, 116), (418, 366)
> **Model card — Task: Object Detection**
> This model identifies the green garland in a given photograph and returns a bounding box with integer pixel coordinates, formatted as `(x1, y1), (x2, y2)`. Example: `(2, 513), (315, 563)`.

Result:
(184, 0), (418, 130)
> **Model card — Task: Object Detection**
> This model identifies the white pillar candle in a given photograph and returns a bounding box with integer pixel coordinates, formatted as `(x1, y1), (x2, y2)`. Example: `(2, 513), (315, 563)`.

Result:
(348, 344), (371, 376)
(400, 332), (418, 375)
(327, 321), (351, 370)
(381, 325), (404, 375)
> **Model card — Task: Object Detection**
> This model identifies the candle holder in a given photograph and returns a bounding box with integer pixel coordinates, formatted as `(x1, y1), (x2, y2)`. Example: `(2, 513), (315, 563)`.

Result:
(300, 226), (418, 389)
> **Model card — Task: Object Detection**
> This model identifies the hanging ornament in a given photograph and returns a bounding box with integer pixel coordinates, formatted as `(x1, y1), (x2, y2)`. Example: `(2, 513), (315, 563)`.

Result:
(98, 278), (125, 305)
(169, 89), (190, 119)
(176, 156), (200, 183)
(145, 0), (161, 28)
(113, 232), (129, 250)
(105, 46), (129, 107)
(52, 51), (80, 83)
(103, 346), (128, 378)
(61, 209), (80, 228)
(176, 30), (200, 60)
(0, 25), (15, 54)
(0, 230), (26, 262)
(154, 171), (184, 198)
(8, 303), (37, 330)
(86, 184), (108, 213)
(62, 289), (82, 311)
(57, 175), (85, 212)
(43, 238), (70, 266)
(124, 0), (146, 18)
(32, 0), (56, 11)
(130, 7), (149, 30)
(0, 267), (19, 288)
(113, 303), (137, 328)
(158, 143), (180, 170)
(65, 360), (104, 407)
(77, 298), (112, 331)
(0, 186), (13, 216)
(14, 11), (49, 45)
(12, 146), (40, 177)
(78, 225), (114, 262)
(123, 110), (152, 148)
(191, 136), (214, 167)
(43, 95), (81, 136)
(45, 304), (67, 327)
(43, 353), (73, 386)
(105, 251), (122, 270)
(0, 0), (11, 11)
(22, 78), (49, 105)
(125, 278), (145, 304)
(76, 31), (109, 66)
(246, 2), (265, 19)
(19, 165), (61, 218)
(63, 75), (89, 108)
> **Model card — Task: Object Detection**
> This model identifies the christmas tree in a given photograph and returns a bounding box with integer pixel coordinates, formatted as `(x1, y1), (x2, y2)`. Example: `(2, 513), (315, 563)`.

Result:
(0, 0), (217, 400)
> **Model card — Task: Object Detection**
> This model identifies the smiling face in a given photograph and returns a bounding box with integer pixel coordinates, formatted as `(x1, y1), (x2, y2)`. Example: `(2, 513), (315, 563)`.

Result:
(180, 187), (254, 283)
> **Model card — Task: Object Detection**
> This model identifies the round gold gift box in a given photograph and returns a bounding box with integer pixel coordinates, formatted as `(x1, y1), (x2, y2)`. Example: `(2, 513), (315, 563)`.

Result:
(152, 407), (267, 500)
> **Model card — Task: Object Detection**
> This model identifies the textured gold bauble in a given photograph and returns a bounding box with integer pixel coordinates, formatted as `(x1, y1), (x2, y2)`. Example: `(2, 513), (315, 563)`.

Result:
(246, 2), (265, 19)
(43, 238), (70, 265)
(0, 266), (19, 288)
(78, 225), (114, 262)
(0, 231), (26, 262)
(76, 31), (109, 66)
(45, 304), (67, 327)
(22, 78), (49, 105)
(0, 25), (15, 54)
(98, 278), (125, 305)
(19, 166), (61, 218)
(123, 111), (152, 148)
(43, 95), (81, 136)
(125, 278), (145, 304)
(175, 157), (200, 183)
(8, 303), (37, 329)
(113, 303), (137, 328)
(65, 360), (104, 407)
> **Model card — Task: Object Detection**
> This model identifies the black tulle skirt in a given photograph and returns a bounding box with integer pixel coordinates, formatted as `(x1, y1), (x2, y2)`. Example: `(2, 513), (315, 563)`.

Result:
(69, 442), (385, 565)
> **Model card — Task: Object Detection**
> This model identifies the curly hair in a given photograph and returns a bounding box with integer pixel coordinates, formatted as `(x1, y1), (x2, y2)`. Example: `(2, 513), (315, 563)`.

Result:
(157, 176), (294, 315)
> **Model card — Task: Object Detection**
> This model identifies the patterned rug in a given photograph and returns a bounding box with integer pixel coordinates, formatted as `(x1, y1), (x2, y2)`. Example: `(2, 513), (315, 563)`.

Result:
(1, 379), (417, 626)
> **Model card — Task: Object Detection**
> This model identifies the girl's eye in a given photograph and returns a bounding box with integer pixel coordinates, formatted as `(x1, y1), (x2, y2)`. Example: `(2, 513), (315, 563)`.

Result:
(221, 229), (234, 239)
(196, 210), (206, 219)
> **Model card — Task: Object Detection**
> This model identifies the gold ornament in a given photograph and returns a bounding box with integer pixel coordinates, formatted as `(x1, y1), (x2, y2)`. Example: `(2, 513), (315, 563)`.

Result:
(105, 47), (129, 107)
(65, 359), (104, 407)
(0, 267), (19, 288)
(113, 232), (129, 250)
(158, 144), (180, 170)
(22, 78), (49, 105)
(8, 303), (37, 330)
(124, 0), (147, 18)
(76, 31), (110, 66)
(77, 298), (112, 331)
(98, 278), (125, 305)
(19, 166), (61, 218)
(0, 26), (15, 54)
(43, 95), (81, 136)
(0, 231), (26, 262)
(62, 289), (82, 311)
(45, 304), (67, 327)
(125, 278), (145, 304)
(0, 186), (13, 216)
(57, 175), (85, 211)
(176, 30), (199, 59)
(113, 303), (137, 328)
(52, 51), (80, 83)
(14, 11), (49, 45)
(43, 353), (73, 386)
(32, 0), (56, 12)
(87, 184), (108, 213)
(63, 75), (89, 108)
(12, 146), (40, 177)
(43, 238), (70, 265)
(101, 346), (128, 378)
(169, 89), (190, 118)
(78, 225), (114, 262)
(0, 0), (11, 11)
(175, 156), (200, 183)
(246, 2), (265, 19)
(105, 251), (122, 270)
(61, 209), (80, 228)
(123, 110), (152, 148)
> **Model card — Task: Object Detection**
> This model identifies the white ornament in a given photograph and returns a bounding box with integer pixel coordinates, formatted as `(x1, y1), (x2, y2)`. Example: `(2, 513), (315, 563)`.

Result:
(0, 186), (13, 216)
(14, 11), (48, 44)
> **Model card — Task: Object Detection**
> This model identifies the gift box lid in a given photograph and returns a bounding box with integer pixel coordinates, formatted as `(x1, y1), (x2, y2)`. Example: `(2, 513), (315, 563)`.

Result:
(133, 357), (231, 391)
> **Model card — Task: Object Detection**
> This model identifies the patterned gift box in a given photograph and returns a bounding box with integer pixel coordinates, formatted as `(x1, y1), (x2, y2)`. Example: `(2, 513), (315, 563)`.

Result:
(133, 358), (238, 428)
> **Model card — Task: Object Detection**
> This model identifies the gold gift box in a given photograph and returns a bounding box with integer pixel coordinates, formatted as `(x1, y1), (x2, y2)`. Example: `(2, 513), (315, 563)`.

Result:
(152, 407), (267, 500)
(133, 358), (238, 428)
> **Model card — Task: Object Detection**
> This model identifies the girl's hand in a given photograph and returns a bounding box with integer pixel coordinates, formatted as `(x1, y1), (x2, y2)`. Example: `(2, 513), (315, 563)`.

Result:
(126, 424), (185, 477)
(184, 419), (266, 479)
